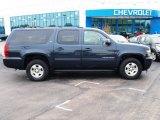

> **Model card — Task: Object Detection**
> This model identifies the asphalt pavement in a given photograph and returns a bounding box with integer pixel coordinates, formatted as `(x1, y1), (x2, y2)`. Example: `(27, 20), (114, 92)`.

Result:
(0, 54), (160, 120)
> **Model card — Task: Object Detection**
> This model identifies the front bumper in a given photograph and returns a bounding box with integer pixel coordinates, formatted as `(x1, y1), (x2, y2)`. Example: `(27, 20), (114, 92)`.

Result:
(143, 57), (152, 70)
(156, 52), (160, 60)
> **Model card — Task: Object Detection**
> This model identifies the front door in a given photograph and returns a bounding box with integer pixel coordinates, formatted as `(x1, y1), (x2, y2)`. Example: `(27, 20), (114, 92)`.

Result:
(82, 30), (117, 70)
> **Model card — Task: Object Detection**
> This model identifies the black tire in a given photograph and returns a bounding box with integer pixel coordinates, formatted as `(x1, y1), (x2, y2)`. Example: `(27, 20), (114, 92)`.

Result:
(119, 58), (142, 80)
(26, 59), (49, 81)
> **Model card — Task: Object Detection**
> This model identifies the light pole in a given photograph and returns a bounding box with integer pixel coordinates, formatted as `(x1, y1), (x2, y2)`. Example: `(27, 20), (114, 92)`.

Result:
(33, 18), (36, 27)
(63, 14), (66, 26)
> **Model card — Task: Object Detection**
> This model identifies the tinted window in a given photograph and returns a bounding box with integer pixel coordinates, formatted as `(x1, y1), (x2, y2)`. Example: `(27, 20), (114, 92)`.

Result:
(140, 36), (151, 45)
(151, 36), (160, 44)
(9, 29), (53, 45)
(139, 37), (146, 44)
(129, 37), (139, 43)
(57, 30), (79, 45)
(145, 37), (152, 44)
(84, 31), (106, 45)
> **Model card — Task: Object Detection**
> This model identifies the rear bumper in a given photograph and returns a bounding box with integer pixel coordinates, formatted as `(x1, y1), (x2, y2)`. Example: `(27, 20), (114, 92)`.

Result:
(3, 57), (24, 70)
(143, 57), (152, 70)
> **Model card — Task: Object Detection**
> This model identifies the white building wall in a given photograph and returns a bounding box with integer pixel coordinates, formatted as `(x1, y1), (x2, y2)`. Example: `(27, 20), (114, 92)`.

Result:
(79, 9), (86, 28)
(4, 16), (11, 35)
(0, 0), (88, 34)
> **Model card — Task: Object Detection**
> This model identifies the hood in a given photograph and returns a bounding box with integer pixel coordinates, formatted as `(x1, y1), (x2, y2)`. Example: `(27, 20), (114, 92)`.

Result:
(120, 42), (149, 48)
(116, 42), (150, 51)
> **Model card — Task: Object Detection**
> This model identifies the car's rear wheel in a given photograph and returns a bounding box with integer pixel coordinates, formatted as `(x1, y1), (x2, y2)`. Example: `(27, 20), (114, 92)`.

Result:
(26, 59), (49, 81)
(119, 58), (142, 79)
(151, 52), (156, 61)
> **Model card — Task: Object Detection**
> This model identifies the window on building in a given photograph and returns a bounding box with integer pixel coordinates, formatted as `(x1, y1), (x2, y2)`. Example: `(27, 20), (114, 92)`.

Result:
(118, 19), (132, 34)
(10, 11), (79, 30)
(135, 19), (151, 34)
(0, 18), (5, 34)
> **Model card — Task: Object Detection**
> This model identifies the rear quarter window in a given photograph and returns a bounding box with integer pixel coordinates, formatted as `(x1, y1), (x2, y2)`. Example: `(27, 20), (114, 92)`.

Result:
(8, 29), (54, 45)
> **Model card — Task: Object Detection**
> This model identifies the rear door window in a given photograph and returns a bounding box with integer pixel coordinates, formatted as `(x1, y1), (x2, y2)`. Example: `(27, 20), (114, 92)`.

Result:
(57, 30), (79, 45)
(9, 29), (54, 45)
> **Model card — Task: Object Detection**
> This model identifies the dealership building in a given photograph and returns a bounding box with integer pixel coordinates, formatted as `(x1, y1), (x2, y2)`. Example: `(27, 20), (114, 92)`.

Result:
(0, 0), (160, 35)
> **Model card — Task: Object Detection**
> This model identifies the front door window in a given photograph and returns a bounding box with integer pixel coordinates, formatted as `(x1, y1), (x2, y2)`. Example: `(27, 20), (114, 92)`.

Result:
(84, 31), (106, 45)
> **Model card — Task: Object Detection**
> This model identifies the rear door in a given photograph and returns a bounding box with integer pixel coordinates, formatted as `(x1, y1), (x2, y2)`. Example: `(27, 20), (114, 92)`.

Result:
(81, 29), (118, 70)
(53, 29), (81, 69)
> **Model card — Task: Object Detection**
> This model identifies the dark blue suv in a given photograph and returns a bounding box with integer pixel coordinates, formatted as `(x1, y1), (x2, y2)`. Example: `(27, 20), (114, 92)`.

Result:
(3, 27), (152, 81)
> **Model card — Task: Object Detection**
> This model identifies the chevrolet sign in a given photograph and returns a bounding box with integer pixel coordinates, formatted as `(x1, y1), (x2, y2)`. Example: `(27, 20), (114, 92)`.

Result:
(114, 9), (152, 16)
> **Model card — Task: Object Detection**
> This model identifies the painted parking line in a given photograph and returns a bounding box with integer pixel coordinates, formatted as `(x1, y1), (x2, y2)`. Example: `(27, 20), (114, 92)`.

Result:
(144, 73), (160, 94)
(0, 69), (17, 73)
(56, 100), (72, 112)
(104, 85), (120, 87)
(128, 88), (146, 93)
(75, 80), (100, 86)
(75, 81), (86, 86)
(112, 87), (146, 93)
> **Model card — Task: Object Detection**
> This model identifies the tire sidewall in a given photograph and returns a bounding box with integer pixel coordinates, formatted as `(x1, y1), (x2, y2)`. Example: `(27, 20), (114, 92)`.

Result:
(26, 59), (49, 81)
(119, 58), (142, 79)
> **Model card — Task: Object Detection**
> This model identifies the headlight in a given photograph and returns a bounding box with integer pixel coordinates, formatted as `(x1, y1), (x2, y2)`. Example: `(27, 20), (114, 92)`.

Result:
(146, 49), (151, 57)
(156, 46), (160, 51)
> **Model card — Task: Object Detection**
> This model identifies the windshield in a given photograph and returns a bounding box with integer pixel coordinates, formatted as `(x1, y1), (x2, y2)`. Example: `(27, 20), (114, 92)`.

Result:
(129, 37), (139, 43)
(110, 35), (128, 43)
(151, 36), (160, 44)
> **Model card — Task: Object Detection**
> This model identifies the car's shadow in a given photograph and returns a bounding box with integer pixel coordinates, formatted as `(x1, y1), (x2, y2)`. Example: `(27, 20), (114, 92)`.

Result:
(16, 70), (144, 83)
(48, 71), (122, 82)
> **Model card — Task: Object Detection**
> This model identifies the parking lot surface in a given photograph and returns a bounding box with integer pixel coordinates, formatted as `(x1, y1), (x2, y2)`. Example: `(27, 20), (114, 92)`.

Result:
(0, 41), (5, 55)
(0, 41), (160, 120)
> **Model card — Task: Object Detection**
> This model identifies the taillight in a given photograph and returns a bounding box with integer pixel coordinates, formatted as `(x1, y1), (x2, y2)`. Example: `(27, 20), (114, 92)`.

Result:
(4, 43), (9, 57)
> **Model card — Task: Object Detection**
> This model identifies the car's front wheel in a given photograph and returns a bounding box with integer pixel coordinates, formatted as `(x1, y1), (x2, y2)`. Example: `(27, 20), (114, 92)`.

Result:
(119, 58), (142, 79)
(26, 59), (49, 81)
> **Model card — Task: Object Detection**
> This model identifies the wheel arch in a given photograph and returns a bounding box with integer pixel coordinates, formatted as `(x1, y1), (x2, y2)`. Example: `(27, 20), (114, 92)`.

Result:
(150, 47), (156, 53)
(23, 53), (50, 69)
(118, 54), (145, 70)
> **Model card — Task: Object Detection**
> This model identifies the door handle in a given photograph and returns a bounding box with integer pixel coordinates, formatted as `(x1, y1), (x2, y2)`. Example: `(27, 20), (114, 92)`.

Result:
(56, 47), (64, 51)
(22, 46), (30, 49)
(85, 48), (92, 51)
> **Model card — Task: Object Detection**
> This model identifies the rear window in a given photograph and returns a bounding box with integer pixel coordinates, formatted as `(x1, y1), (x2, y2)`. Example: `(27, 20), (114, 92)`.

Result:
(151, 36), (160, 44)
(9, 29), (54, 45)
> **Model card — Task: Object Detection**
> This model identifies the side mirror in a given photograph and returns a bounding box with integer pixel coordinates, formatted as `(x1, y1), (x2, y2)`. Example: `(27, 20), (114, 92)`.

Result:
(104, 38), (111, 46)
